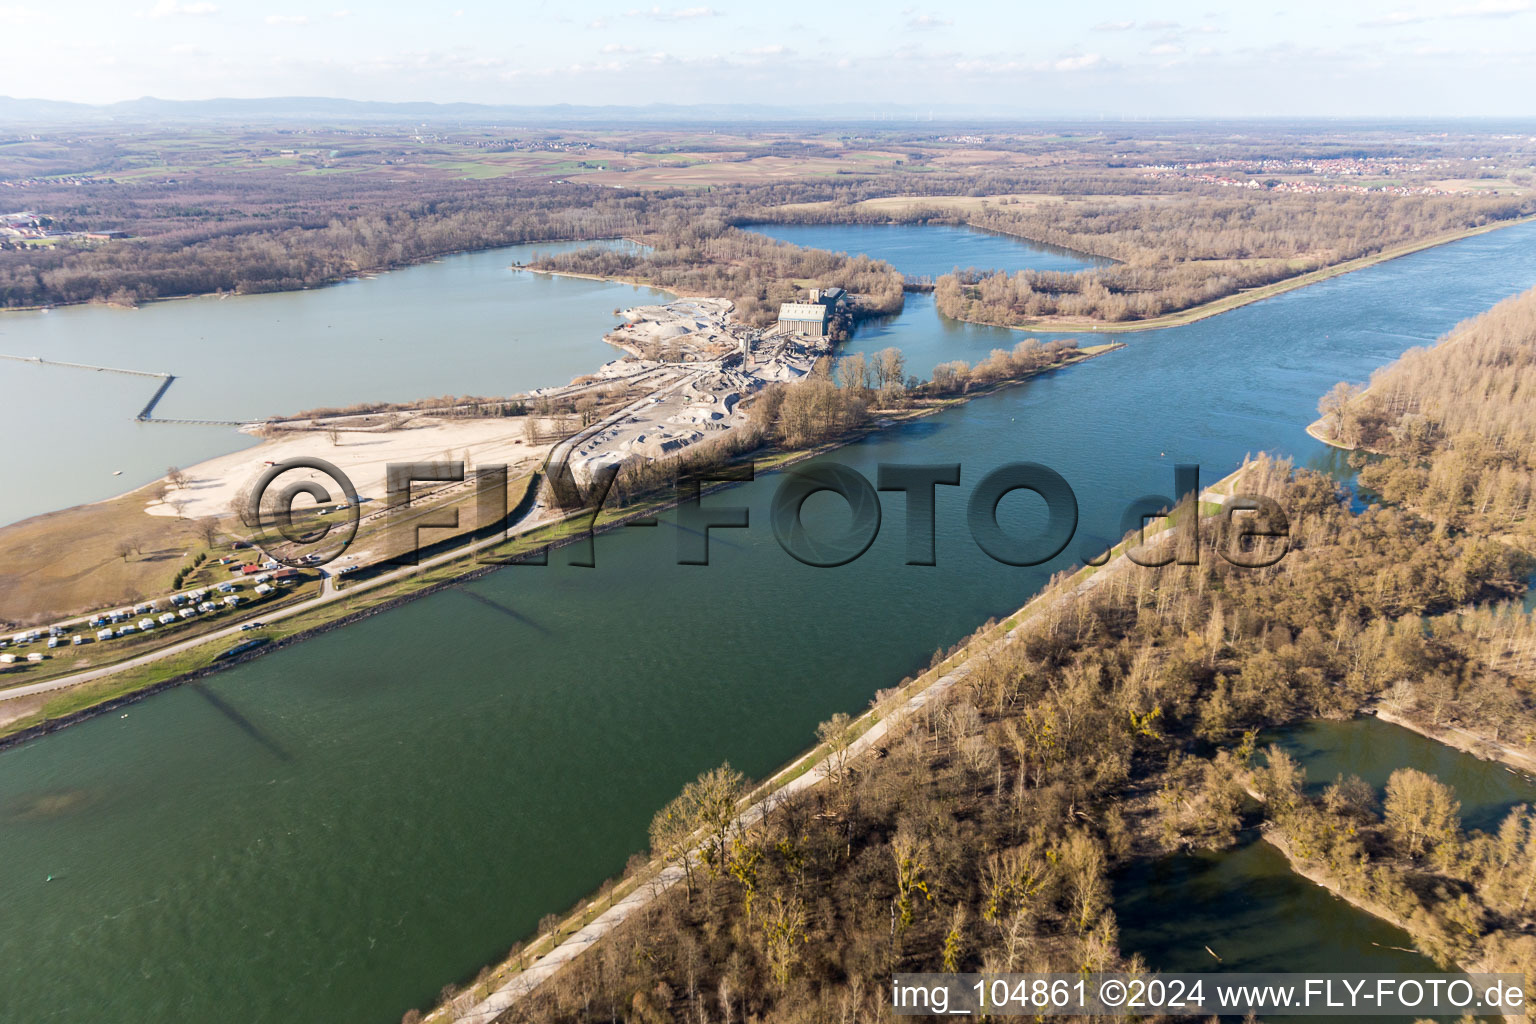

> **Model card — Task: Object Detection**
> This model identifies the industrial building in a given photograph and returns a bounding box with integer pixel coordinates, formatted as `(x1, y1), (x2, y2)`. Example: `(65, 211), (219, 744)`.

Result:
(777, 286), (845, 337)
(777, 302), (831, 337)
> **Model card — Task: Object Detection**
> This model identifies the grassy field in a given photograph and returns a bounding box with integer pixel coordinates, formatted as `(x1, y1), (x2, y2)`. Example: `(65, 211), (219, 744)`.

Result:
(0, 479), (208, 624)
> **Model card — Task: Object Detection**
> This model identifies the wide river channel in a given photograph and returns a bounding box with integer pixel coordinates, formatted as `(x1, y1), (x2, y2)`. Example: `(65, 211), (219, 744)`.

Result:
(3, 221), (1536, 1021)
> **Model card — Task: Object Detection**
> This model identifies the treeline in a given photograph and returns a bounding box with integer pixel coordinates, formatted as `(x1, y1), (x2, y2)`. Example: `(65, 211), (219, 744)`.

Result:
(928, 193), (1536, 324)
(8, 121), (1534, 317)
(598, 340), (1086, 509)
(935, 259), (1301, 323)
(963, 193), (1533, 264)
(598, 361), (874, 507)
(1261, 757), (1536, 971)
(474, 446), (1535, 1024)
(1321, 286), (1536, 540)
(1311, 287), (1536, 748)
(0, 190), (652, 307)
(531, 223), (905, 327)
(929, 337), (1082, 394)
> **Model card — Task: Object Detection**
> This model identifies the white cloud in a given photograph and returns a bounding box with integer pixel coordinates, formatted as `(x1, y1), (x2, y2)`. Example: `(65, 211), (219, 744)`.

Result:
(1449, 0), (1530, 15)
(265, 13), (310, 25)
(1360, 9), (1434, 25)
(952, 58), (1022, 73)
(1147, 42), (1182, 55)
(586, 17), (608, 28)
(744, 43), (791, 55)
(137, 0), (217, 17)
(0, 4), (42, 23)
(1363, 0), (1528, 25)
(1092, 20), (1135, 31)
(906, 12), (952, 29)
(1053, 52), (1104, 71)
(624, 5), (718, 20)
(601, 43), (640, 53)
(330, 8), (351, 17)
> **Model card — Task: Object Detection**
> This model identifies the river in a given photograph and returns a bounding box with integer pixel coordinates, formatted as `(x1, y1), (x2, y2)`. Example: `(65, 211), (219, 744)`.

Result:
(3, 221), (1536, 1022)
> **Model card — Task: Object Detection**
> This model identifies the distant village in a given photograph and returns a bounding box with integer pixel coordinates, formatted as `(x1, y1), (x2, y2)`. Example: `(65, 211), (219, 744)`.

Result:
(1137, 156), (1476, 196)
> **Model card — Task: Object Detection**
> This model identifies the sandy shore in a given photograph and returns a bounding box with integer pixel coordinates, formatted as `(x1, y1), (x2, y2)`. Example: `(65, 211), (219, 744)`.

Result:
(1373, 705), (1536, 773)
(147, 417), (551, 521)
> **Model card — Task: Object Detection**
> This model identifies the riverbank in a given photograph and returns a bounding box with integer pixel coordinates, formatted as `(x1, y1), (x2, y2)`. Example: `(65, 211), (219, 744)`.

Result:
(1260, 830), (1451, 961)
(0, 236), (645, 315)
(431, 441), (1536, 1019)
(424, 454), (1253, 1020)
(518, 265), (679, 299)
(946, 214), (1536, 334)
(1306, 418), (1354, 450)
(0, 342), (1125, 745)
(1372, 705), (1536, 775)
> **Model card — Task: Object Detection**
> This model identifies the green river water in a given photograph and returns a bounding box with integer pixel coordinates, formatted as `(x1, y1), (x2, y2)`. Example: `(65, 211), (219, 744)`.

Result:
(3, 222), (1536, 1021)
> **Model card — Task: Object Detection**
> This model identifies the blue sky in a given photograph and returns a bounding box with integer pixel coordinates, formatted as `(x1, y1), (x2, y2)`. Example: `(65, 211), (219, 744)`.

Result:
(4, 0), (1535, 115)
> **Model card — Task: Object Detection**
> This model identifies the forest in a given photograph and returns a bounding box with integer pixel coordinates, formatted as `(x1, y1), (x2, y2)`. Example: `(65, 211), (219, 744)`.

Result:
(1320, 285), (1536, 541)
(522, 190), (1536, 328)
(417, 287), (1536, 1023)
(6, 122), (1534, 324)
(0, 188), (651, 307)
(529, 224), (906, 329)
(472, 447), (1535, 1024)
(923, 193), (1536, 323)
(1313, 286), (1536, 745)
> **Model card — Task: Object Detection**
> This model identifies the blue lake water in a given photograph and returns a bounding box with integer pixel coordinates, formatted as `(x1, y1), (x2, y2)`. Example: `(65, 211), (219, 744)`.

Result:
(0, 240), (660, 526)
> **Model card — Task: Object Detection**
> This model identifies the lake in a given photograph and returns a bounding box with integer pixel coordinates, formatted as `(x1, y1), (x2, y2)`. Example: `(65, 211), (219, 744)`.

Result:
(3, 220), (1536, 1022)
(0, 240), (661, 526)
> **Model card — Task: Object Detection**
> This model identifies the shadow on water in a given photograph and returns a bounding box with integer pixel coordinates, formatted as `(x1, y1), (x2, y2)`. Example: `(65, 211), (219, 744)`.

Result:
(659, 515), (745, 551)
(188, 684), (292, 762)
(454, 588), (552, 636)
(877, 417), (946, 441)
(1115, 832), (1443, 1022)
(1266, 716), (1536, 833)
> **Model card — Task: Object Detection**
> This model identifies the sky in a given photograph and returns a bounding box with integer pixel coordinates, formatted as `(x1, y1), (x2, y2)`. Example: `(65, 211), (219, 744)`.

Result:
(3, 0), (1536, 116)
